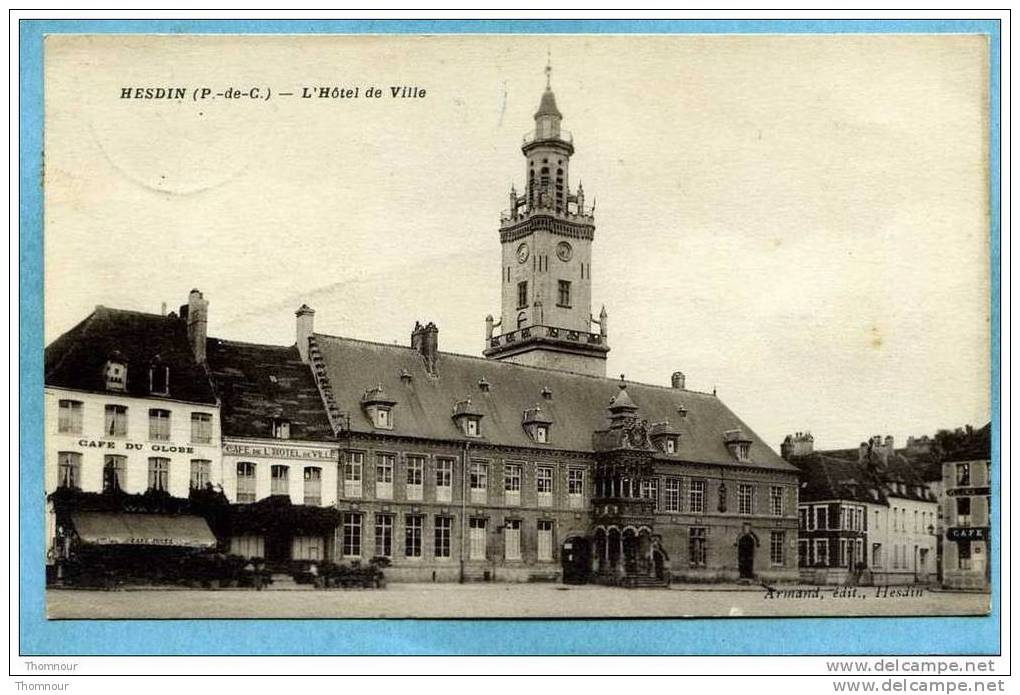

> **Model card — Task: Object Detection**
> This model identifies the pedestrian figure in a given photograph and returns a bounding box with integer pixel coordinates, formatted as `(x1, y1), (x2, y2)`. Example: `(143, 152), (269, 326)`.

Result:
(243, 560), (255, 589)
(254, 560), (265, 591)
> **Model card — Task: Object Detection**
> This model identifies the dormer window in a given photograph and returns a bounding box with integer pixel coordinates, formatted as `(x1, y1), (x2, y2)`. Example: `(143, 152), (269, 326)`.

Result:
(361, 385), (397, 431)
(649, 421), (680, 454)
(665, 438), (676, 454)
(723, 429), (752, 462)
(522, 406), (554, 444)
(452, 398), (484, 438)
(103, 360), (127, 391)
(271, 418), (291, 440)
(149, 363), (169, 395)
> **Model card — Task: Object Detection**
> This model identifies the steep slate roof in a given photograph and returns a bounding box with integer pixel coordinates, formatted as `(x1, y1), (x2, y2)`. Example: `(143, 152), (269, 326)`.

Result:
(790, 454), (887, 505)
(312, 333), (797, 472)
(205, 339), (334, 441)
(44, 306), (216, 404)
(802, 447), (936, 504)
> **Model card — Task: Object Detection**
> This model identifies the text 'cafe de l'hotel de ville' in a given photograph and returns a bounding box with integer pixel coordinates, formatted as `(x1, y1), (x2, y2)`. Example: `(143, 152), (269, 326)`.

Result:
(43, 71), (803, 587)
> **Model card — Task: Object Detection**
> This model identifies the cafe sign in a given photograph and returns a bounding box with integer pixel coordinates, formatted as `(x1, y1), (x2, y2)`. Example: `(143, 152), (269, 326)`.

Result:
(946, 527), (989, 542)
(223, 442), (339, 461)
(947, 487), (991, 497)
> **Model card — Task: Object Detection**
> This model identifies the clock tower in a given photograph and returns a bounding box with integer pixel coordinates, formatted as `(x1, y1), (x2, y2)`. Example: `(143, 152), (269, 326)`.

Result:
(484, 65), (609, 377)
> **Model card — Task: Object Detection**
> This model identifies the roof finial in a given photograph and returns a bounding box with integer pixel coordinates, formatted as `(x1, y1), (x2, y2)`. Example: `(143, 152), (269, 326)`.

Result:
(545, 50), (552, 89)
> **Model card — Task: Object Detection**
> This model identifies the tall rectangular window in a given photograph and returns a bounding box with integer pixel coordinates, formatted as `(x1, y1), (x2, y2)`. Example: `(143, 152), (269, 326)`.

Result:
(469, 518), (487, 560)
(435, 457), (453, 503)
(57, 400), (83, 434)
(958, 541), (972, 570)
(664, 477), (682, 512)
(103, 455), (127, 492)
(270, 464), (290, 496)
(689, 479), (705, 514)
(374, 514), (393, 558)
(57, 452), (81, 489)
(770, 486), (784, 516)
(567, 469), (584, 509)
(537, 520), (554, 562)
(770, 531), (786, 566)
(689, 527), (707, 568)
(738, 484), (754, 515)
(557, 280), (572, 307)
(504, 463), (522, 506)
(190, 459), (211, 490)
(376, 454), (394, 499)
(303, 466), (322, 506)
(814, 538), (829, 566)
(517, 281), (528, 309)
(405, 455), (424, 501)
(190, 412), (212, 444)
(342, 512), (362, 557)
(434, 516), (452, 559)
(504, 519), (522, 560)
(148, 457), (170, 492)
(956, 463), (971, 486)
(344, 452), (363, 498)
(469, 461), (488, 504)
(536, 466), (553, 507)
(404, 515), (423, 558)
(148, 409), (171, 441)
(799, 508), (808, 530)
(640, 479), (659, 510)
(956, 497), (972, 527)
(815, 506), (827, 530)
(105, 405), (128, 437)
(236, 461), (256, 502)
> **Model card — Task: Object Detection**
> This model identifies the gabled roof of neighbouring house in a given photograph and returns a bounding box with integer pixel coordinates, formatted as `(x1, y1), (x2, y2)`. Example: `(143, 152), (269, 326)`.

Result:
(311, 333), (797, 472)
(44, 306), (217, 404)
(205, 339), (334, 442)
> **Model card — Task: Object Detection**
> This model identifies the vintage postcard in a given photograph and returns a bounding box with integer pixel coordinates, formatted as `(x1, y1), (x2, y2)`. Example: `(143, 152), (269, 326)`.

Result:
(38, 32), (993, 625)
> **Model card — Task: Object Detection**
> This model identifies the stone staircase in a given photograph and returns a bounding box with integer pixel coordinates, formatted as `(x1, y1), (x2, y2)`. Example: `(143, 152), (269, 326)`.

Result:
(622, 575), (671, 589)
(267, 573), (315, 591)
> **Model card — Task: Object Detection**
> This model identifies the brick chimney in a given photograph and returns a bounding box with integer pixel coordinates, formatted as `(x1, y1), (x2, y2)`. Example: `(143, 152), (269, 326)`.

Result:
(295, 304), (315, 363)
(781, 431), (814, 460)
(671, 371), (686, 389)
(183, 289), (208, 364)
(411, 321), (439, 376)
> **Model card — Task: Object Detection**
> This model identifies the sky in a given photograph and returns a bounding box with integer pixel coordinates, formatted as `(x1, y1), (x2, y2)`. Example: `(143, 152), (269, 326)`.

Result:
(43, 34), (992, 451)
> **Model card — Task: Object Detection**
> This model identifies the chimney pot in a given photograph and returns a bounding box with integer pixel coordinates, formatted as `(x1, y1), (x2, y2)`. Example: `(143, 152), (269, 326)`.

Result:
(186, 289), (209, 364)
(411, 321), (439, 375)
(670, 371), (686, 389)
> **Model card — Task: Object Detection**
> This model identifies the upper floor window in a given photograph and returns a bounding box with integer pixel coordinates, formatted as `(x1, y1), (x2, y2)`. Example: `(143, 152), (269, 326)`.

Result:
(271, 464), (290, 496)
(738, 484), (755, 515)
(640, 479), (659, 510)
(769, 486), (784, 517)
(103, 455), (127, 493)
(105, 404), (128, 437)
(557, 280), (572, 307)
(956, 463), (971, 487)
(536, 466), (553, 506)
(149, 364), (169, 395)
(435, 458), (454, 503)
(504, 463), (522, 506)
(236, 461), (257, 503)
(956, 497), (972, 527)
(517, 281), (528, 309)
(148, 409), (171, 441)
(343, 452), (363, 498)
(664, 477), (682, 513)
(469, 461), (488, 504)
(304, 466), (322, 506)
(689, 479), (706, 514)
(103, 360), (127, 391)
(567, 469), (585, 509)
(376, 454), (395, 499)
(148, 457), (170, 492)
(191, 412), (212, 444)
(815, 506), (828, 530)
(406, 456), (424, 501)
(58, 399), (84, 434)
(57, 452), (82, 489)
(271, 418), (291, 440)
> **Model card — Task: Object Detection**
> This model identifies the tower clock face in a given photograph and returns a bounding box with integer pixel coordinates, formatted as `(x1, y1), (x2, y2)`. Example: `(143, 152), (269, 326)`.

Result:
(556, 241), (573, 262)
(516, 243), (530, 264)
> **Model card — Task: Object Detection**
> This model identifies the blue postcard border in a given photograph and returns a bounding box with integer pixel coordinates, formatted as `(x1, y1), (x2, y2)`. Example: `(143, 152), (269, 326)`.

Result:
(18, 18), (1001, 657)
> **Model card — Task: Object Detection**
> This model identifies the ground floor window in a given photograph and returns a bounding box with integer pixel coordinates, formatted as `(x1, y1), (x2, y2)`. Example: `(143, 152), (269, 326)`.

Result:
(375, 514), (393, 558)
(469, 518), (487, 560)
(504, 519), (522, 560)
(147, 457), (170, 492)
(342, 513), (362, 557)
(814, 538), (828, 566)
(190, 459), (211, 490)
(855, 538), (864, 565)
(237, 461), (256, 503)
(798, 539), (808, 567)
(405, 515), (423, 558)
(537, 520), (553, 562)
(103, 454), (127, 492)
(292, 535), (323, 561)
(57, 452), (81, 489)
(770, 531), (785, 566)
(303, 466), (322, 506)
(231, 535), (264, 559)
(689, 527), (707, 568)
(958, 541), (972, 570)
(872, 543), (883, 568)
(434, 516), (451, 559)
(271, 464), (290, 496)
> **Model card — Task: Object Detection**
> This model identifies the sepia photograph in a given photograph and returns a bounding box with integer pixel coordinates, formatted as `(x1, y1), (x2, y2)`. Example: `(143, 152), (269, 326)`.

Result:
(37, 31), (993, 626)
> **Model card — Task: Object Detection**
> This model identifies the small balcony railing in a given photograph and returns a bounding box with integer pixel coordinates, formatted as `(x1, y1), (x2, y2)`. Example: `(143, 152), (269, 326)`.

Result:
(523, 128), (573, 146)
(488, 324), (604, 350)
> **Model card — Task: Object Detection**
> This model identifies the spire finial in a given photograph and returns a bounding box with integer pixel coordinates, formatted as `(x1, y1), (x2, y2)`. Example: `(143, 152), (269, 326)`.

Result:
(545, 50), (552, 89)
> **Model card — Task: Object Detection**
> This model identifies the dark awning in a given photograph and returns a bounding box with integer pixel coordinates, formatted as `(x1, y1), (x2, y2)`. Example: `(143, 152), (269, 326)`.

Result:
(70, 512), (216, 548)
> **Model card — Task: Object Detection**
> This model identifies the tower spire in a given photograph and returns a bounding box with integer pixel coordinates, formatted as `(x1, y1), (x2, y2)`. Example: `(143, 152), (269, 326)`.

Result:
(545, 50), (552, 89)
